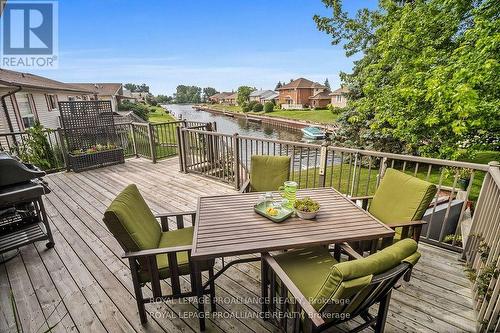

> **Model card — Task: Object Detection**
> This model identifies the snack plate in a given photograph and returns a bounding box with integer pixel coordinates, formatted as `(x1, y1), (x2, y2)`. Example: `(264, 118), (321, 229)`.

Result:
(253, 202), (294, 223)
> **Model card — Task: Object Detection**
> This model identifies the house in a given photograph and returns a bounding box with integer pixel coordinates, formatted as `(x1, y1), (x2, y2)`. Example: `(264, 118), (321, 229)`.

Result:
(0, 68), (93, 134)
(276, 78), (329, 109)
(309, 91), (331, 109)
(261, 91), (279, 104)
(249, 90), (278, 104)
(329, 86), (349, 108)
(71, 83), (127, 111)
(209, 92), (232, 104)
(130, 91), (152, 103)
(223, 93), (238, 105)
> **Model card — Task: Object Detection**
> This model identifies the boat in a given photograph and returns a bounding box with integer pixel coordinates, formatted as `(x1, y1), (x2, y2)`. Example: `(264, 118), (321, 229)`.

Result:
(301, 126), (326, 139)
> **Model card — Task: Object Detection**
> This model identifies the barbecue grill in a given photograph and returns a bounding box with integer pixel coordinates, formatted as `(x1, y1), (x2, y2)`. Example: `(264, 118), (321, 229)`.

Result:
(0, 152), (54, 259)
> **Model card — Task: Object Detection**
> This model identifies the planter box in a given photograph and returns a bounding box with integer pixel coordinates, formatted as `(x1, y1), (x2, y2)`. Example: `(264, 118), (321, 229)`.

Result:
(69, 148), (124, 172)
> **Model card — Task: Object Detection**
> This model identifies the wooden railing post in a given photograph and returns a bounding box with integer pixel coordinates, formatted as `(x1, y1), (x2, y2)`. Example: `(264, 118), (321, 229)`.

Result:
(232, 133), (240, 190)
(130, 123), (138, 158)
(56, 128), (70, 171)
(176, 126), (185, 172)
(318, 142), (329, 187)
(147, 123), (156, 163)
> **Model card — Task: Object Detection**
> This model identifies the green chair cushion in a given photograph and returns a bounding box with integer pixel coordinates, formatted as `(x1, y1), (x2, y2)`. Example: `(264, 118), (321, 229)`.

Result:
(103, 184), (161, 253)
(368, 168), (437, 226)
(274, 239), (420, 312)
(250, 155), (291, 192)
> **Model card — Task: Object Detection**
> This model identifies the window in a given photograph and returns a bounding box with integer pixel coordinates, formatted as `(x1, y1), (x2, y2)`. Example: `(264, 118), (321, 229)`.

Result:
(336, 95), (342, 102)
(18, 94), (36, 128)
(47, 94), (57, 110)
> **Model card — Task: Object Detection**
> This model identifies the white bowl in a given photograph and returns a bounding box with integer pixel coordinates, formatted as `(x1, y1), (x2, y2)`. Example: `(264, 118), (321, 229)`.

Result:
(295, 209), (319, 220)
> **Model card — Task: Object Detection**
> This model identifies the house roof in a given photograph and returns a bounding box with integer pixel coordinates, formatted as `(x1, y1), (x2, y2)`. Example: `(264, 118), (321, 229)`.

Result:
(210, 92), (232, 99)
(277, 78), (328, 90)
(0, 68), (94, 93)
(225, 93), (238, 99)
(71, 83), (123, 96)
(250, 90), (277, 99)
(329, 86), (350, 95)
(261, 91), (279, 100)
(309, 91), (332, 100)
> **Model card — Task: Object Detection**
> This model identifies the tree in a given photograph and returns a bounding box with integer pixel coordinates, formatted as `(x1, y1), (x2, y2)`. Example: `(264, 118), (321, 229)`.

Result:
(124, 83), (150, 93)
(314, 0), (500, 159)
(173, 85), (202, 103)
(202, 87), (218, 102)
(275, 81), (283, 90)
(236, 86), (256, 106)
(324, 78), (330, 89)
(156, 95), (173, 104)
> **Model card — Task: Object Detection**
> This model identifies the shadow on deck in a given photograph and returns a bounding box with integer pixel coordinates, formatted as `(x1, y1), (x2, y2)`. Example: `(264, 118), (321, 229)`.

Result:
(0, 157), (476, 333)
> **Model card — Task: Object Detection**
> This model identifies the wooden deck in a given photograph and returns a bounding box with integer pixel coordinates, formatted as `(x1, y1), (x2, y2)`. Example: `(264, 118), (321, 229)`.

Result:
(0, 157), (477, 333)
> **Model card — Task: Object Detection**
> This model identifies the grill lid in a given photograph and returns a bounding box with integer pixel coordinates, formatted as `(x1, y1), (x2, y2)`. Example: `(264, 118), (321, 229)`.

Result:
(0, 152), (45, 188)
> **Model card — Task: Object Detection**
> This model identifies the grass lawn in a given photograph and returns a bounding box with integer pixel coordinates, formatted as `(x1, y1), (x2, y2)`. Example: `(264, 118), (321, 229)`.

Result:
(200, 104), (338, 124)
(253, 109), (338, 124)
(148, 106), (178, 123)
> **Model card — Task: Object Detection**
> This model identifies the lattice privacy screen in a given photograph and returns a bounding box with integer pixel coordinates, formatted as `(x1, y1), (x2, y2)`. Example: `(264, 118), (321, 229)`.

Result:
(59, 101), (119, 151)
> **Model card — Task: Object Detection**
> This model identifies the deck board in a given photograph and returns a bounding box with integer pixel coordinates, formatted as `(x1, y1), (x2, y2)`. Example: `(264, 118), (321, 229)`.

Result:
(0, 157), (476, 333)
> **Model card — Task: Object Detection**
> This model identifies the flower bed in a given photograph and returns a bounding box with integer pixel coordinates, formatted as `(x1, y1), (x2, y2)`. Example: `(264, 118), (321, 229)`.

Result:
(69, 144), (124, 172)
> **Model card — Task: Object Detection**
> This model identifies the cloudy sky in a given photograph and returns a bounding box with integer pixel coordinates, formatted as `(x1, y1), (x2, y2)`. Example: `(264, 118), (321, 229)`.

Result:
(25, 0), (377, 95)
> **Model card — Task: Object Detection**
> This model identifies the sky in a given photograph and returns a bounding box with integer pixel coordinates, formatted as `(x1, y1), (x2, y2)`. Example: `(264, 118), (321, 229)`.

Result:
(26, 0), (377, 95)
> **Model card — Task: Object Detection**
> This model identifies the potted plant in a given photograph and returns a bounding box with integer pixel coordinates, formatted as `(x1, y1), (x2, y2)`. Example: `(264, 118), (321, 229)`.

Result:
(444, 167), (472, 190)
(68, 143), (124, 172)
(293, 197), (320, 220)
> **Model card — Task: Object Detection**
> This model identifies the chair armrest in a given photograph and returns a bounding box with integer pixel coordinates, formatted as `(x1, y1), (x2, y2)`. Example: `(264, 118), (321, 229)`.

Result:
(239, 179), (251, 193)
(349, 195), (374, 201)
(387, 220), (427, 228)
(339, 243), (363, 260)
(262, 253), (325, 327)
(154, 211), (196, 218)
(122, 244), (192, 259)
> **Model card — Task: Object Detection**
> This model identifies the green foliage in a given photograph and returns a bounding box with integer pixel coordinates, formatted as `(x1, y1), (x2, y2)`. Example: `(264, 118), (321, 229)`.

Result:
(252, 102), (263, 112)
(146, 95), (157, 106)
(294, 197), (320, 212)
(443, 234), (462, 247)
(202, 87), (218, 102)
(156, 95), (173, 104)
(476, 261), (499, 301)
(264, 102), (274, 113)
(314, 0), (500, 159)
(275, 81), (283, 90)
(15, 122), (57, 170)
(324, 78), (330, 89)
(236, 86), (256, 106)
(173, 85), (202, 103)
(118, 100), (149, 120)
(124, 83), (149, 92)
(241, 102), (250, 113)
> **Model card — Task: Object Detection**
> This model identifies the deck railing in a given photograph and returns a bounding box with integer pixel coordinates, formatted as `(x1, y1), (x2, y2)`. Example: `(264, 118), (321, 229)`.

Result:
(464, 162), (500, 332)
(178, 128), (493, 252)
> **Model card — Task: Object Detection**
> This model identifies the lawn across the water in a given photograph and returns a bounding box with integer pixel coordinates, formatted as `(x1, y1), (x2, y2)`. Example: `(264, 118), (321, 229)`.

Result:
(199, 104), (339, 124)
(148, 106), (178, 123)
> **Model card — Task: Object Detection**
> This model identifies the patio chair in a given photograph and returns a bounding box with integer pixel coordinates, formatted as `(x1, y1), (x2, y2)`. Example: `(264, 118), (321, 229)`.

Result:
(261, 239), (421, 333)
(103, 184), (215, 325)
(240, 155), (291, 193)
(351, 168), (437, 246)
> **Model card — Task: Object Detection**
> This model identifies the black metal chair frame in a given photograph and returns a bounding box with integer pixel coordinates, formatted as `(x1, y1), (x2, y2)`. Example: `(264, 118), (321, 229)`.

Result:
(261, 244), (413, 333)
(118, 211), (216, 326)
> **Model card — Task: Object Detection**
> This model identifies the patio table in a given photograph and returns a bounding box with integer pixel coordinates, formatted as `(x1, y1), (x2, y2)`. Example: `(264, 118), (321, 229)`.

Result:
(190, 187), (394, 330)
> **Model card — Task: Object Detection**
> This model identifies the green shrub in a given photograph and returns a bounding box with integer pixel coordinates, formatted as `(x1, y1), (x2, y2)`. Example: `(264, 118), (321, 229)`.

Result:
(264, 102), (274, 113)
(252, 103), (263, 112)
(241, 102), (250, 113)
(118, 100), (149, 120)
(15, 122), (57, 170)
(247, 100), (258, 110)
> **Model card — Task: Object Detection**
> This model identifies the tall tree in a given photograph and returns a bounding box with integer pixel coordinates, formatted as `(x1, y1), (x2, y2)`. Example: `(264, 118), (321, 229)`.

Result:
(324, 78), (331, 89)
(275, 81), (283, 90)
(202, 87), (218, 102)
(124, 83), (150, 92)
(173, 85), (202, 104)
(314, 0), (500, 159)
(236, 86), (256, 105)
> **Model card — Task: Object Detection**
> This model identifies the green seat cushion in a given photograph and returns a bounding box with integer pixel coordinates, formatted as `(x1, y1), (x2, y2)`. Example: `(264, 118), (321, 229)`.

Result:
(274, 239), (420, 312)
(139, 227), (214, 283)
(103, 184), (161, 253)
(274, 247), (337, 304)
(369, 168), (437, 226)
(250, 155), (291, 192)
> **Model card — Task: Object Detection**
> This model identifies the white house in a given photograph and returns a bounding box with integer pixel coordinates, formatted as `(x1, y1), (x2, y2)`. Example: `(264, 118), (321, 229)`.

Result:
(0, 68), (94, 134)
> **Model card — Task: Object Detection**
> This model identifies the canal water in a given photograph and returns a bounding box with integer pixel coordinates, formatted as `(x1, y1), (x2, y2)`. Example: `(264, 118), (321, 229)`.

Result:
(166, 104), (307, 142)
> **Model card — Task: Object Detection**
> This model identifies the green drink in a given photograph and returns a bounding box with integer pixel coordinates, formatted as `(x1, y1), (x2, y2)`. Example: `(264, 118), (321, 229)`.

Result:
(279, 181), (298, 209)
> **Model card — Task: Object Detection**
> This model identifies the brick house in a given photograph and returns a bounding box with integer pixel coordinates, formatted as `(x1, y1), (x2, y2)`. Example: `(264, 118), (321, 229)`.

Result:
(309, 91), (331, 109)
(209, 92), (232, 104)
(329, 86), (349, 108)
(276, 78), (329, 109)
